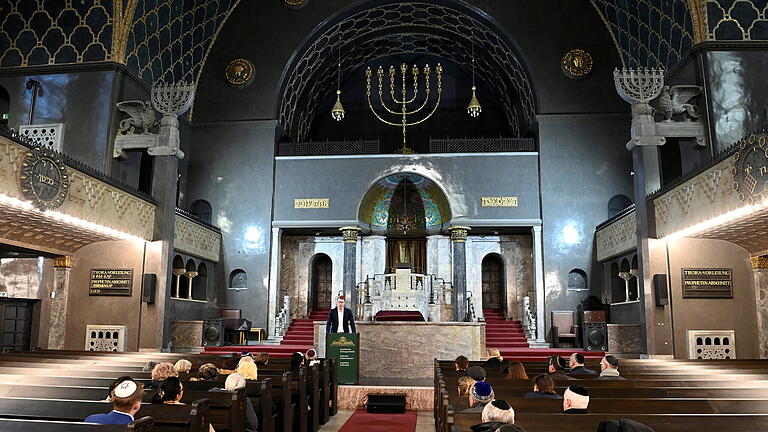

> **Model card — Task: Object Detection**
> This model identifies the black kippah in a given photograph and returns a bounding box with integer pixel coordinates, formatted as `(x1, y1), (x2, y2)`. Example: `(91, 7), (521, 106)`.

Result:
(491, 399), (511, 410)
(605, 355), (619, 367)
(555, 356), (568, 370)
(574, 353), (585, 364)
(568, 385), (589, 396)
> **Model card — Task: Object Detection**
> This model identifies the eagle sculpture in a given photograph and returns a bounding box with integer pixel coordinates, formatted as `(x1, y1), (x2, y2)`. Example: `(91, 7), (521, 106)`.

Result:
(656, 85), (701, 122)
(116, 100), (157, 134)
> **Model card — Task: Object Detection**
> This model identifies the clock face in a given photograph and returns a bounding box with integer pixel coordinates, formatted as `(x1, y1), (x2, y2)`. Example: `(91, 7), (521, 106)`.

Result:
(19, 147), (69, 210)
(733, 133), (768, 204)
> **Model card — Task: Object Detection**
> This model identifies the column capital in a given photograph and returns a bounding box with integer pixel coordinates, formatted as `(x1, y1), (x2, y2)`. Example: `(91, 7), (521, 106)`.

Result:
(532, 225), (542, 233)
(52, 256), (74, 268)
(340, 226), (362, 242)
(448, 226), (471, 242)
(752, 256), (768, 270)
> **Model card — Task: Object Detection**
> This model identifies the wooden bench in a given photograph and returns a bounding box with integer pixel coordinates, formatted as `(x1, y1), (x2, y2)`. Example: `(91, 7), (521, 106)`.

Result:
(0, 417), (152, 431)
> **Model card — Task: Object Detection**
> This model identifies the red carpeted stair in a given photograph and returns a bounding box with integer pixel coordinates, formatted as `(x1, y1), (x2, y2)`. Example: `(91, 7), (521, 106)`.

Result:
(204, 309), (329, 358)
(374, 310), (425, 321)
(483, 309), (604, 362)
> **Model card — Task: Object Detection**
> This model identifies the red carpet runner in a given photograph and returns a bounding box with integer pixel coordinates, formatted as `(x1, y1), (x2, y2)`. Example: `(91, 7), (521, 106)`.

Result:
(483, 309), (603, 361)
(338, 409), (417, 432)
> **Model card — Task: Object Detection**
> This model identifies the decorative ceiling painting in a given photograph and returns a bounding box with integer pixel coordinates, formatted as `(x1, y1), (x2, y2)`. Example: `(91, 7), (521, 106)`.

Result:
(358, 173), (452, 236)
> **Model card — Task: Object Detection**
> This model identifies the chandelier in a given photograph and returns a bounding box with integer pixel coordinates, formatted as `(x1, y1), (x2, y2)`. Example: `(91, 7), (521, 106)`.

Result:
(331, 38), (345, 121)
(467, 43), (482, 117)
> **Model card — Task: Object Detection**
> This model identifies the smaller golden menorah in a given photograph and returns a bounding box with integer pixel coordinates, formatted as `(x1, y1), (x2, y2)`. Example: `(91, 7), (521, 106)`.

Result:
(366, 63), (443, 154)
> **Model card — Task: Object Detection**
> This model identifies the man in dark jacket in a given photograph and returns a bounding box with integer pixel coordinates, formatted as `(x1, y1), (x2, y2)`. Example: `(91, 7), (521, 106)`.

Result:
(598, 355), (626, 380)
(547, 356), (574, 380)
(568, 353), (597, 376)
(597, 419), (655, 432)
(326, 296), (356, 333)
(470, 400), (516, 432)
(563, 385), (590, 414)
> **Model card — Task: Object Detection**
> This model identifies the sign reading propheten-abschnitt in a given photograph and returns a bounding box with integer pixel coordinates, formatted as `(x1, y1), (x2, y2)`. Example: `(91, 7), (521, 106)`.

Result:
(682, 268), (732, 299)
(89, 269), (133, 296)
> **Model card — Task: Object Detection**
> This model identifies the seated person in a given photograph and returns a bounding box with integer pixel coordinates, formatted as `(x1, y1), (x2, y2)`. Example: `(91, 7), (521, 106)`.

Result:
(563, 385), (590, 414)
(220, 357), (239, 375)
(483, 348), (509, 372)
(598, 355), (625, 380)
(455, 355), (470, 374)
(194, 363), (219, 382)
(153, 377), (216, 432)
(255, 352), (269, 366)
(468, 365), (487, 382)
(225, 373), (258, 432)
(524, 374), (562, 399)
(568, 353), (597, 376)
(174, 359), (192, 374)
(85, 379), (144, 425)
(470, 400), (515, 432)
(547, 356), (574, 380)
(102, 376), (133, 402)
(289, 352), (304, 371)
(147, 362), (178, 389)
(237, 356), (258, 380)
(504, 362), (528, 380)
(497, 426), (527, 432)
(305, 349), (321, 367)
(464, 381), (494, 412)
(597, 419), (655, 432)
(458, 376), (475, 397)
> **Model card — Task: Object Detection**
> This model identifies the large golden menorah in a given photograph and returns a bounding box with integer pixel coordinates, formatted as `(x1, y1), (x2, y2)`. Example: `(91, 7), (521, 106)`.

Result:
(366, 63), (443, 154)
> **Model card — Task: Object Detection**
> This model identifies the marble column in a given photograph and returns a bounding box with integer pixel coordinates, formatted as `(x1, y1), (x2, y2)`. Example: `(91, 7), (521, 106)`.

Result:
(48, 256), (73, 349)
(267, 228), (282, 336)
(752, 256), (768, 358)
(532, 226), (545, 343)
(449, 226), (470, 322)
(340, 227), (362, 311)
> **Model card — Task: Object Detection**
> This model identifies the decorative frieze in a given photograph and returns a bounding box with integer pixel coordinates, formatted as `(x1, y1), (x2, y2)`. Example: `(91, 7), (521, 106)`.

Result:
(595, 210), (637, 262)
(174, 213), (221, 262)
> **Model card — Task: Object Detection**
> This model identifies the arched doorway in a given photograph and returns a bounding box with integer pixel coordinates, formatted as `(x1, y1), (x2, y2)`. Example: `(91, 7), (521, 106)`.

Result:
(482, 254), (504, 310)
(311, 254), (333, 309)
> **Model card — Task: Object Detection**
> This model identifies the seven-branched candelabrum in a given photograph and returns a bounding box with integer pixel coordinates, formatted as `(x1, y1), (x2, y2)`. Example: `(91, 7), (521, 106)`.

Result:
(366, 63), (443, 154)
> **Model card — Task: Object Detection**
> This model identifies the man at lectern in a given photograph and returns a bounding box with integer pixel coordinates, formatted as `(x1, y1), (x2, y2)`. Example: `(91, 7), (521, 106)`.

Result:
(326, 296), (356, 333)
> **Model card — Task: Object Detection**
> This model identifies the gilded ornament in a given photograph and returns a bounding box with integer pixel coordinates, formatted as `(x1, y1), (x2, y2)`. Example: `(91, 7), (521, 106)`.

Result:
(19, 146), (70, 211)
(732, 132), (768, 204)
(283, 0), (308, 10)
(561, 49), (593, 79)
(225, 59), (255, 88)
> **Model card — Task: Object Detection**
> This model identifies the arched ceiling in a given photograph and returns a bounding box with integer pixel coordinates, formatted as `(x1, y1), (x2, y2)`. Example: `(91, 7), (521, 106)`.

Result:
(276, 1), (538, 141)
(0, 1), (762, 94)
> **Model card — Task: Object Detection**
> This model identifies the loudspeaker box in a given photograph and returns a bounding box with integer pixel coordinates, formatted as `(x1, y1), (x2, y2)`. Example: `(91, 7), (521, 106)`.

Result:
(582, 322), (608, 351)
(202, 319), (224, 347)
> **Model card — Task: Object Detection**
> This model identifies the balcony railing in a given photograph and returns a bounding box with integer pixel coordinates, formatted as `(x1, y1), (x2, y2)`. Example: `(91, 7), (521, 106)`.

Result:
(429, 137), (536, 153)
(278, 139), (380, 156)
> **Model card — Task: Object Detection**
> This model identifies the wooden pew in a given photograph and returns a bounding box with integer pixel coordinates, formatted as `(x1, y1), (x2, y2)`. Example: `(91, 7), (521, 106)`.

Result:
(0, 417), (153, 431)
(0, 397), (210, 432)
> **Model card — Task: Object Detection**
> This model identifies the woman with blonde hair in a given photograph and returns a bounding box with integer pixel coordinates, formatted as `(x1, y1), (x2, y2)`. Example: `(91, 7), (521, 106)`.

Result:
(147, 362), (178, 389)
(173, 359), (192, 374)
(504, 362), (529, 380)
(225, 374), (258, 432)
(237, 357), (258, 380)
(457, 375), (475, 397)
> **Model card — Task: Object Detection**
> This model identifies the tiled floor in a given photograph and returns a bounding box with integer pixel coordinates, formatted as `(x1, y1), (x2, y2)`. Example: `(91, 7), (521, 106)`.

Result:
(318, 410), (434, 432)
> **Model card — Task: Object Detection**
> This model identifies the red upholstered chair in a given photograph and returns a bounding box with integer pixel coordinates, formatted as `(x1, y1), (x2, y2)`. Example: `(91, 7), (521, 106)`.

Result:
(551, 311), (577, 348)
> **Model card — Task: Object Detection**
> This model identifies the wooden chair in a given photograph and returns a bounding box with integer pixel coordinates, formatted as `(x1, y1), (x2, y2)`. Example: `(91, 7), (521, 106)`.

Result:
(551, 310), (577, 348)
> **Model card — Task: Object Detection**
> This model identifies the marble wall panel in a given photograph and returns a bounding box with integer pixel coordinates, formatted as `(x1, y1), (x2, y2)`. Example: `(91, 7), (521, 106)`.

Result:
(465, 235), (533, 320)
(607, 324), (643, 354)
(171, 321), (203, 348)
(0, 258), (43, 299)
(315, 322), (484, 379)
(338, 385), (433, 410)
(282, 236), (344, 318)
(753, 269), (768, 359)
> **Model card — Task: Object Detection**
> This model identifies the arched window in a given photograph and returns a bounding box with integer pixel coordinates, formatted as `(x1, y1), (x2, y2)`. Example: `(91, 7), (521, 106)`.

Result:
(192, 262), (208, 301)
(177, 259), (196, 299)
(610, 262), (623, 303)
(311, 254), (332, 309)
(190, 200), (213, 224)
(0, 85), (8, 127)
(481, 254), (504, 309)
(230, 269), (247, 289)
(567, 269), (587, 291)
(608, 194), (633, 218)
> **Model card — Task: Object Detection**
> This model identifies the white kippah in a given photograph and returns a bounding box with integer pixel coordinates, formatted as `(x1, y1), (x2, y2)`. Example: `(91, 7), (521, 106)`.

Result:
(114, 380), (138, 398)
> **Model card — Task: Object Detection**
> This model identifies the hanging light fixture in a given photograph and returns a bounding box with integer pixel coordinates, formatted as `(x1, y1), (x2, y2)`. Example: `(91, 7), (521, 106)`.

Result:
(331, 37), (345, 121)
(467, 42), (482, 118)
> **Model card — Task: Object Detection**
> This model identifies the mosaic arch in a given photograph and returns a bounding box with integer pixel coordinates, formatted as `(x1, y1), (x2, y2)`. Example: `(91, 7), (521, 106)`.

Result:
(358, 173), (452, 235)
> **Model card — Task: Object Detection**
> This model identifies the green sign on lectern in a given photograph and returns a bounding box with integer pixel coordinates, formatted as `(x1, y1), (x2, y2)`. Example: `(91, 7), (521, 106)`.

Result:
(326, 333), (359, 384)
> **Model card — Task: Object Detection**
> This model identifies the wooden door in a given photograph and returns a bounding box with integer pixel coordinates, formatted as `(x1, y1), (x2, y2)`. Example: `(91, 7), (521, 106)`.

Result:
(481, 255), (503, 309)
(312, 255), (333, 309)
(0, 300), (34, 352)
